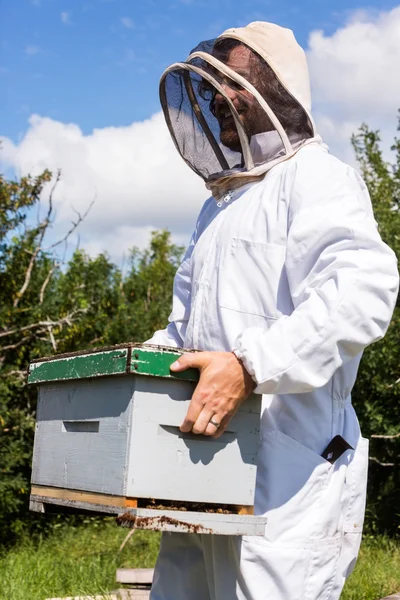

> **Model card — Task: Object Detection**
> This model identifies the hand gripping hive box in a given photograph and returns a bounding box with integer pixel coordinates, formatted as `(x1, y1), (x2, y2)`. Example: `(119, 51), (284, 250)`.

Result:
(28, 344), (267, 536)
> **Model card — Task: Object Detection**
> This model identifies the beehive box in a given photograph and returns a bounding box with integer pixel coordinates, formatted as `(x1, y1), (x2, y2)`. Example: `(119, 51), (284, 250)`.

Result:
(29, 344), (267, 536)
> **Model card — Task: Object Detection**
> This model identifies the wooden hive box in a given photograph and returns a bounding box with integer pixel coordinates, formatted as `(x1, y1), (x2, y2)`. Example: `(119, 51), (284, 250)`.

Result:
(29, 344), (267, 536)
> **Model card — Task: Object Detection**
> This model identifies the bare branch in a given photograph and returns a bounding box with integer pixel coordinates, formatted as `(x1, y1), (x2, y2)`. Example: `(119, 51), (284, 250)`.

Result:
(1, 338), (28, 352)
(44, 199), (94, 252)
(369, 456), (397, 467)
(88, 336), (104, 346)
(4, 369), (26, 379)
(13, 172), (61, 309)
(120, 253), (126, 296)
(46, 169), (61, 221)
(386, 376), (400, 388)
(60, 237), (69, 265)
(118, 528), (135, 553)
(371, 432), (400, 440)
(0, 309), (87, 357)
(47, 324), (57, 352)
(39, 263), (57, 305)
(0, 309), (88, 341)
(14, 246), (42, 308)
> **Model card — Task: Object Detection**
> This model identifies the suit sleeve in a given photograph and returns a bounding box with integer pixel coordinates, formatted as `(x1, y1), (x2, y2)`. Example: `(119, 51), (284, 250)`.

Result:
(233, 160), (399, 394)
(145, 237), (194, 348)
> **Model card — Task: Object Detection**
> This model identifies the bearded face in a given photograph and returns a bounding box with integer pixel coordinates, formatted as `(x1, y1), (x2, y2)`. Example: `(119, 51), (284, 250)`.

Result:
(211, 44), (274, 153)
(159, 33), (314, 183)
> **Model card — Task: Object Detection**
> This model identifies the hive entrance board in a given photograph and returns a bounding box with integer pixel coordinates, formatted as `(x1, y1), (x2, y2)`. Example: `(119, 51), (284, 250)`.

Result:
(28, 343), (267, 536)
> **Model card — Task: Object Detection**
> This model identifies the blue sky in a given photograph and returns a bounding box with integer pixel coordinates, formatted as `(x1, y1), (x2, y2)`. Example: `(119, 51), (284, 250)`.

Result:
(1, 0), (398, 142)
(1, 1), (400, 259)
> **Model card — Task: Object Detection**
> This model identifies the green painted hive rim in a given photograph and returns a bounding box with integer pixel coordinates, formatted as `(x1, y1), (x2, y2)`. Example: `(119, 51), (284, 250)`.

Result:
(27, 343), (199, 385)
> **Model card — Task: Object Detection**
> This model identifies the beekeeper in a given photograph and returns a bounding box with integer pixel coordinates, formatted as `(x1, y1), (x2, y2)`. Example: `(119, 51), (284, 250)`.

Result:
(146, 21), (399, 600)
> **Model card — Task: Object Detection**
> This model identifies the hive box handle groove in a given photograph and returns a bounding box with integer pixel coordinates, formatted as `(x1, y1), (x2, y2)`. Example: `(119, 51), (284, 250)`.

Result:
(62, 420), (100, 433)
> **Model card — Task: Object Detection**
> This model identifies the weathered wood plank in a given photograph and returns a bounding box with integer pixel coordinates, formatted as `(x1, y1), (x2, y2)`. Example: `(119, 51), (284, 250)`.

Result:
(116, 508), (267, 536)
(28, 349), (129, 384)
(28, 343), (199, 384)
(31, 485), (252, 514)
(116, 569), (154, 585)
(130, 346), (199, 381)
(117, 592), (150, 599)
(44, 595), (119, 600)
(30, 485), (138, 509)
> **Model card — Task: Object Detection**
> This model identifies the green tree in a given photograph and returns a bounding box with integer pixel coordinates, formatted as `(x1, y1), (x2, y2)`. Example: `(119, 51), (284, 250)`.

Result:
(0, 170), (93, 540)
(105, 230), (184, 345)
(0, 167), (183, 542)
(351, 120), (400, 535)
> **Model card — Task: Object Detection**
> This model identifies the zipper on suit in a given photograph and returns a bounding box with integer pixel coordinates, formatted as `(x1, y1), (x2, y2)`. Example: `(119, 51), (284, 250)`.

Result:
(216, 189), (234, 207)
(192, 190), (236, 348)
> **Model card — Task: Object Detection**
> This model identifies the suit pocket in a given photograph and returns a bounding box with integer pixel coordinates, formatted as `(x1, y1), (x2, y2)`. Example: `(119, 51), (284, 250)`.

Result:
(253, 428), (332, 544)
(219, 238), (287, 319)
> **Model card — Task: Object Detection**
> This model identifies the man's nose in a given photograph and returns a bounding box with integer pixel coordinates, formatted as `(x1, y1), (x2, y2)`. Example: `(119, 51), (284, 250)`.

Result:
(215, 86), (237, 110)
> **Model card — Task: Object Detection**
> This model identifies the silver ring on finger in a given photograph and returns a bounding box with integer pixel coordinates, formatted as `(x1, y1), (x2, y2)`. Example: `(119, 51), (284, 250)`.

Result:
(209, 418), (220, 428)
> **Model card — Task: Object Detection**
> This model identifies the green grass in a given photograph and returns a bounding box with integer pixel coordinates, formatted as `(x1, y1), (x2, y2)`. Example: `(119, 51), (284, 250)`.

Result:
(342, 536), (400, 600)
(0, 522), (399, 600)
(0, 519), (160, 600)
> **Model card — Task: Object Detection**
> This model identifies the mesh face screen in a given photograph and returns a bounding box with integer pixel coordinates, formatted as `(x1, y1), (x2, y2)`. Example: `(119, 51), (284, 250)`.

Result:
(160, 37), (314, 182)
(162, 68), (243, 179)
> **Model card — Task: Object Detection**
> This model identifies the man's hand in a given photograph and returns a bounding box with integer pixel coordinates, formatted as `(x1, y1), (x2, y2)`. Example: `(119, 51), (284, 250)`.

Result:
(170, 351), (256, 439)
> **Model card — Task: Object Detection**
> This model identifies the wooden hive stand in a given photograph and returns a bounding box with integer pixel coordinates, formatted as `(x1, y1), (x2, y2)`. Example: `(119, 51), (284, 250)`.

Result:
(115, 568), (154, 599)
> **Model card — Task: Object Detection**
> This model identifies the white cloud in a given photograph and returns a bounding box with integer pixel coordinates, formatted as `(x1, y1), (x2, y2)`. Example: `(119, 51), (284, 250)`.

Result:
(307, 5), (400, 160)
(0, 113), (207, 260)
(3, 6), (400, 260)
(121, 17), (134, 29)
(61, 11), (71, 25)
(26, 45), (40, 56)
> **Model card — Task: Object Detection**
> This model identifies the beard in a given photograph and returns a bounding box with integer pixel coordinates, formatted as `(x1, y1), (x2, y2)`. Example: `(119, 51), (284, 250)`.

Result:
(217, 103), (273, 153)
(219, 115), (242, 153)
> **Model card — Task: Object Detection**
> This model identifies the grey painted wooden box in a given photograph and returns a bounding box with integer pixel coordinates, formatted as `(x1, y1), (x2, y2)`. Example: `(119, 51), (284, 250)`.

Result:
(29, 344), (266, 536)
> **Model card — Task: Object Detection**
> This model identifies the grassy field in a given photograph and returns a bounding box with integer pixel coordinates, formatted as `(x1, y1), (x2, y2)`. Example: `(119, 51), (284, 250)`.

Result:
(0, 519), (159, 600)
(0, 521), (399, 600)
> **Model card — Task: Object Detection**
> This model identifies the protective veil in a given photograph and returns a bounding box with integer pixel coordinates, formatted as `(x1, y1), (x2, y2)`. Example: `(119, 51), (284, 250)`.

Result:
(149, 21), (399, 600)
(160, 21), (318, 198)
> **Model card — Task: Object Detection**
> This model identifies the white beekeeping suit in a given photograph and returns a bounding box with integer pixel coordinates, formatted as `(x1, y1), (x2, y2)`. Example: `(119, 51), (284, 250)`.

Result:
(147, 21), (399, 600)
